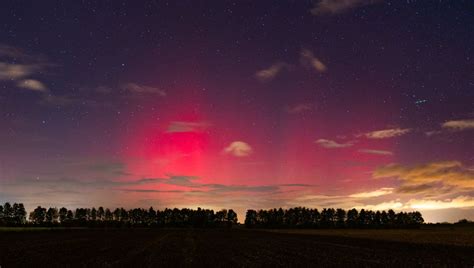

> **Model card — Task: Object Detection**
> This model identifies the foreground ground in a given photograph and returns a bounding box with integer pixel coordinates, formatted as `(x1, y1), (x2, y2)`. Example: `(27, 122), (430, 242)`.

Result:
(1, 227), (473, 267)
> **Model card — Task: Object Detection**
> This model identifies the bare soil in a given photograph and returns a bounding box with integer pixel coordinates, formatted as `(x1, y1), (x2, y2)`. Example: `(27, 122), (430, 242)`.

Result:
(0, 228), (473, 267)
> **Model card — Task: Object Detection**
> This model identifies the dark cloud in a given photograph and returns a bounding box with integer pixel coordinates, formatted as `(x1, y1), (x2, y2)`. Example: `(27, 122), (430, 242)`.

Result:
(311, 0), (382, 15)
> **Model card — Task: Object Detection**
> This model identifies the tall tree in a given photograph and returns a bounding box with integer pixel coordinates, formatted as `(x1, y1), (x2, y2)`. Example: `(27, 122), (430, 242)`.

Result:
(227, 209), (238, 227)
(0, 204), (4, 226)
(13, 203), (27, 225)
(336, 208), (346, 228)
(45, 207), (59, 224)
(245, 210), (257, 227)
(97, 207), (105, 221)
(59, 207), (68, 223)
(30, 206), (47, 225)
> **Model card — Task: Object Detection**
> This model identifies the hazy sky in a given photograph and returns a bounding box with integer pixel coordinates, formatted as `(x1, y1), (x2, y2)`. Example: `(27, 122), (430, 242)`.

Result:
(0, 0), (473, 223)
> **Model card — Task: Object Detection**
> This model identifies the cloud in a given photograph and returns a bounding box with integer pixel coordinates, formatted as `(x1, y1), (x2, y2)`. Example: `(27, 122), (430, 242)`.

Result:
(349, 187), (394, 198)
(300, 49), (327, 72)
(96, 85), (113, 94)
(166, 121), (210, 133)
(407, 196), (474, 210)
(134, 176), (306, 194)
(358, 149), (393, 156)
(0, 63), (38, 80)
(354, 201), (403, 211)
(0, 44), (25, 58)
(0, 44), (51, 93)
(364, 128), (411, 139)
(425, 130), (442, 137)
(315, 139), (353, 148)
(223, 141), (253, 157)
(442, 119), (474, 131)
(120, 83), (166, 96)
(396, 184), (440, 194)
(255, 62), (288, 82)
(40, 95), (81, 106)
(374, 161), (474, 191)
(311, 0), (382, 15)
(16, 79), (47, 92)
(287, 103), (314, 114)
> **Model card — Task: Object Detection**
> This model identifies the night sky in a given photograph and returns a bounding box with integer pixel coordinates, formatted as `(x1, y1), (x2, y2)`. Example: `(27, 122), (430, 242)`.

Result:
(1, 0), (473, 223)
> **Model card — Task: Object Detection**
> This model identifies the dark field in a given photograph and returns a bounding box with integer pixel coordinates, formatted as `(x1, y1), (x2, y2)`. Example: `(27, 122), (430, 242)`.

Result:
(1, 228), (473, 267)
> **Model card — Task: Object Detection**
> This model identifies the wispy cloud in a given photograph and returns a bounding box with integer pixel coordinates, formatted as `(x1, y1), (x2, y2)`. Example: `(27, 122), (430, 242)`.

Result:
(0, 44), (50, 92)
(0, 63), (38, 80)
(286, 103), (314, 114)
(311, 0), (382, 15)
(353, 200), (403, 211)
(0, 44), (25, 58)
(358, 149), (393, 156)
(223, 141), (253, 157)
(407, 196), (474, 210)
(255, 62), (288, 82)
(442, 119), (474, 131)
(166, 121), (210, 133)
(300, 49), (327, 73)
(349, 187), (394, 198)
(374, 161), (474, 192)
(120, 83), (166, 96)
(16, 79), (47, 92)
(364, 128), (411, 139)
(315, 139), (353, 148)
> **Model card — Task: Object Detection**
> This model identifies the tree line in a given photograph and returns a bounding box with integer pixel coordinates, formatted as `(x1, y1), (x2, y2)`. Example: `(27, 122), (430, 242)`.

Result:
(0, 202), (424, 229)
(245, 207), (424, 229)
(0, 202), (237, 228)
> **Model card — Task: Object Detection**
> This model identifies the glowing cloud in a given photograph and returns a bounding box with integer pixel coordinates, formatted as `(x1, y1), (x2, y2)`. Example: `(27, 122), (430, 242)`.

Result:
(166, 121), (210, 133)
(0, 63), (37, 80)
(16, 79), (47, 92)
(349, 187), (394, 198)
(255, 62), (287, 82)
(374, 161), (474, 192)
(364, 128), (411, 139)
(223, 141), (253, 157)
(407, 196), (474, 210)
(358, 149), (393, 156)
(316, 139), (353, 148)
(354, 201), (403, 211)
(442, 119), (474, 131)
(300, 49), (327, 73)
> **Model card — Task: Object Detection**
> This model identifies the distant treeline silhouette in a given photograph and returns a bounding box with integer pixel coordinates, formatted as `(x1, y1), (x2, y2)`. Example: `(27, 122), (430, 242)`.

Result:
(245, 207), (424, 229)
(1, 202), (424, 229)
(0, 202), (237, 228)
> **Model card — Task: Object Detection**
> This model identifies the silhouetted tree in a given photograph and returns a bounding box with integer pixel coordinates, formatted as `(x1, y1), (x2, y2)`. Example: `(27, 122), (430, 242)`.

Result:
(13, 203), (27, 225)
(245, 209), (257, 227)
(45, 207), (59, 224)
(30, 206), (47, 225)
(66, 210), (74, 222)
(97, 207), (105, 221)
(0, 204), (4, 226)
(3, 202), (13, 225)
(244, 207), (423, 229)
(346, 208), (358, 228)
(59, 207), (68, 223)
(90, 207), (97, 221)
(105, 208), (113, 221)
(227, 209), (238, 227)
(336, 209), (346, 228)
